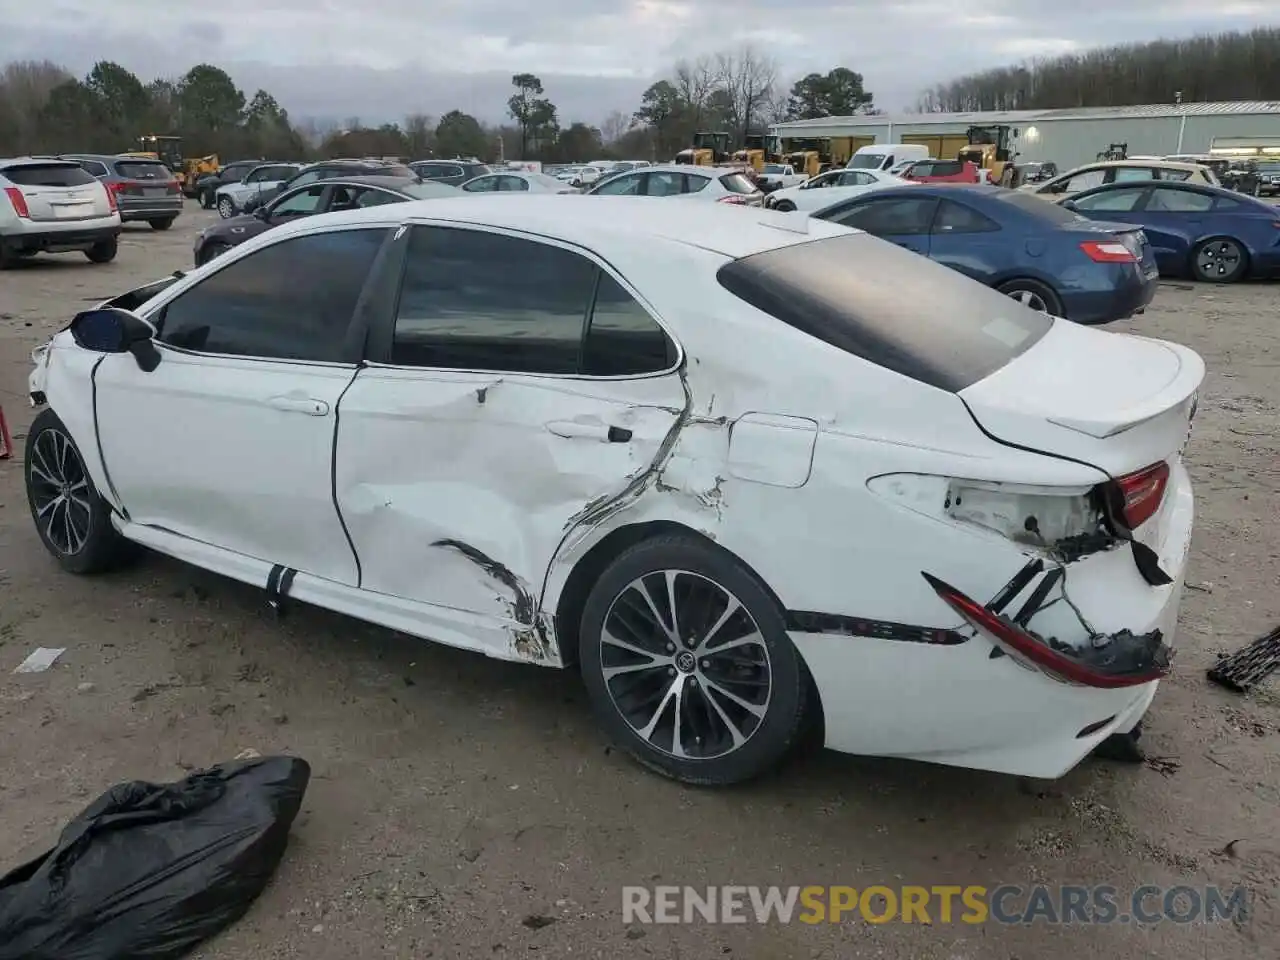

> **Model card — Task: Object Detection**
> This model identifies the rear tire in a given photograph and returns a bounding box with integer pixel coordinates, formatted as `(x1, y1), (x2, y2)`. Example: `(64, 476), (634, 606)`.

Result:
(578, 534), (809, 786)
(0, 242), (13, 270)
(24, 409), (133, 574)
(149, 217), (175, 231)
(84, 238), (118, 264)
(1191, 237), (1247, 284)
(997, 278), (1063, 316)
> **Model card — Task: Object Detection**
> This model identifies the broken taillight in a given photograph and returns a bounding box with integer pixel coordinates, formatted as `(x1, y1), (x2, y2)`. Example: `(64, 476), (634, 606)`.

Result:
(922, 572), (1170, 689)
(1115, 461), (1169, 529)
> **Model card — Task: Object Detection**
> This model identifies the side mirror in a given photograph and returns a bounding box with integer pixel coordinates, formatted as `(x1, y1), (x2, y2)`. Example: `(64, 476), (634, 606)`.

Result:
(1061, 199), (1077, 211)
(254, 205), (270, 221)
(69, 308), (161, 372)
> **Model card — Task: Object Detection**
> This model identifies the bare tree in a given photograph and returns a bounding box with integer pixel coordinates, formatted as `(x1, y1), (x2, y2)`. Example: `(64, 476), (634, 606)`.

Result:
(715, 45), (778, 142)
(600, 109), (631, 144)
(759, 84), (790, 125)
(673, 55), (718, 128)
(0, 60), (75, 153)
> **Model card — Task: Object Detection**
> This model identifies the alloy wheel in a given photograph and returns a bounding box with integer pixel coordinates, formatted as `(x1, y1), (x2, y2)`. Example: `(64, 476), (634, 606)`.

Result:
(27, 427), (92, 556)
(1197, 240), (1242, 279)
(1007, 288), (1049, 313)
(217, 197), (234, 218)
(598, 570), (772, 760)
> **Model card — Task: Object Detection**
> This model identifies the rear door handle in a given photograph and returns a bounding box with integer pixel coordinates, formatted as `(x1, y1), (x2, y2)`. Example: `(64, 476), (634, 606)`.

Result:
(546, 420), (632, 442)
(267, 395), (329, 416)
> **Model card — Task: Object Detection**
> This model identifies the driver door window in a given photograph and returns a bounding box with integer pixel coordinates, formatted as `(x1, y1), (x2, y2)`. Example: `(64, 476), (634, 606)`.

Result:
(829, 196), (937, 235)
(1064, 169), (1105, 192)
(157, 228), (390, 361)
(594, 173), (642, 195)
(270, 184), (327, 217)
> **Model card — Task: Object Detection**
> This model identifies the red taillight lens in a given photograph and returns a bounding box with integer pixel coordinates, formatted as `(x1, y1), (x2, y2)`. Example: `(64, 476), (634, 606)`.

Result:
(105, 185), (118, 212)
(1116, 461), (1169, 529)
(4, 186), (29, 218)
(922, 573), (1169, 689)
(168, 179), (181, 193)
(1079, 239), (1137, 263)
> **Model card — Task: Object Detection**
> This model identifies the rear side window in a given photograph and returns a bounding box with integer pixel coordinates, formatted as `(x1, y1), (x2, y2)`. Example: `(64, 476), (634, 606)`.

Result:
(719, 173), (756, 194)
(716, 233), (1053, 392)
(392, 226), (596, 374)
(685, 175), (710, 194)
(582, 274), (675, 376)
(2, 163), (96, 187)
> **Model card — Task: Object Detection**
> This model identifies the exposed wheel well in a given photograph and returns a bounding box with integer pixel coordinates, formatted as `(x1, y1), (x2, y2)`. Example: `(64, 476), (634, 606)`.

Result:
(550, 520), (823, 739)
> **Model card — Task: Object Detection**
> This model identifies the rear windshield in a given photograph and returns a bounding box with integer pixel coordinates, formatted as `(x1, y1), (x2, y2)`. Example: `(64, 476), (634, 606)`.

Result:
(995, 189), (1083, 224)
(716, 233), (1053, 392)
(113, 160), (172, 180)
(719, 172), (757, 194)
(3, 162), (96, 187)
(849, 154), (885, 169)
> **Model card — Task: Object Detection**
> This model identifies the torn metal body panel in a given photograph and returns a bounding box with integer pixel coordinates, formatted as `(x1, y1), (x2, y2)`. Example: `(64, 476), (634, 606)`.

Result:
(333, 366), (686, 662)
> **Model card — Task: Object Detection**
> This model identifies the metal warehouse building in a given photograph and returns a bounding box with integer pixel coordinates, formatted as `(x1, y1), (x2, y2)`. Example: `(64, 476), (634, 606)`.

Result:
(769, 101), (1280, 171)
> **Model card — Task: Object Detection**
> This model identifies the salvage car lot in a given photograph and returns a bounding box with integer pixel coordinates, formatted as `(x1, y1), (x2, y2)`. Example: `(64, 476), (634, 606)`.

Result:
(0, 205), (1277, 958)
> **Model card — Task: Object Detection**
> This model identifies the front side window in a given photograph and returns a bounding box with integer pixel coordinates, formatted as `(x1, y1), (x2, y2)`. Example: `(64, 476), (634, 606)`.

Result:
(287, 170), (322, 188)
(156, 228), (388, 362)
(593, 174), (642, 195)
(244, 166), (272, 183)
(1063, 169), (1106, 192)
(830, 196), (937, 236)
(270, 184), (326, 216)
(391, 227), (596, 374)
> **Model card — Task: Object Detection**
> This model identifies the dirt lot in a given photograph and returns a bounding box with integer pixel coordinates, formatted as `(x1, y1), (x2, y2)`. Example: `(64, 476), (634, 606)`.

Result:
(0, 203), (1277, 959)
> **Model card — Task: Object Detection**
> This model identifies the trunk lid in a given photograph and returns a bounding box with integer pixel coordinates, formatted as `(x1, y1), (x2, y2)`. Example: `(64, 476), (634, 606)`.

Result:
(960, 319), (1204, 477)
(3, 161), (110, 221)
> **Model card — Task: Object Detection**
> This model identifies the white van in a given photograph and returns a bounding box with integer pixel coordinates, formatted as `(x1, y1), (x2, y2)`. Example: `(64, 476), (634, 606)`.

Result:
(846, 143), (930, 172)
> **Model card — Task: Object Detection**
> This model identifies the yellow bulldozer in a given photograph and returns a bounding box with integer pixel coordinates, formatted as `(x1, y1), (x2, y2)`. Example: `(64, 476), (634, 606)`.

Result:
(675, 131), (730, 166)
(958, 125), (1018, 186)
(731, 134), (767, 172)
(131, 136), (219, 194)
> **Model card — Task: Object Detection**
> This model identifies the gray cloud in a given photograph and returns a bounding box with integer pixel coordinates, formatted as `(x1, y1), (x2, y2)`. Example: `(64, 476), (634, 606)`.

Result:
(1, 0), (1272, 125)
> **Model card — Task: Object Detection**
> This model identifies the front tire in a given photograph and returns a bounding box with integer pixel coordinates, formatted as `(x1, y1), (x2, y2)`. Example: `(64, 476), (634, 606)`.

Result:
(84, 238), (118, 263)
(217, 196), (236, 218)
(196, 240), (232, 266)
(578, 534), (809, 786)
(1191, 237), (1247, 283)
(773, 199), (796, 212)
(24, 409), (132, 574)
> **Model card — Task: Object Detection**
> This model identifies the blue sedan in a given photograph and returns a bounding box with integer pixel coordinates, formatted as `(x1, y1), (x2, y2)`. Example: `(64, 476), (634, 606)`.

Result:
(810, 184), (1159, 324)
(1061, 180), (1280, 283)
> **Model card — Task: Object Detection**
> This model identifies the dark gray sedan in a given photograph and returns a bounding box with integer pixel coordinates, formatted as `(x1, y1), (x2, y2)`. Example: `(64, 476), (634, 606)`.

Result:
(192, 175), (461, 266)
(62, 154), (184, 230)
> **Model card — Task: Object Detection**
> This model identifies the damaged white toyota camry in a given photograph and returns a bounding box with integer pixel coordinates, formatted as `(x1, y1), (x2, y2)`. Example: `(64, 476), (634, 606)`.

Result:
(26, 195), (1202, 785)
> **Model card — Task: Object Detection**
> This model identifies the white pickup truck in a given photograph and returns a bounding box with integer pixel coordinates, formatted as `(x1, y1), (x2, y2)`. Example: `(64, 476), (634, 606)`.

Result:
(758, 162), (807, 191)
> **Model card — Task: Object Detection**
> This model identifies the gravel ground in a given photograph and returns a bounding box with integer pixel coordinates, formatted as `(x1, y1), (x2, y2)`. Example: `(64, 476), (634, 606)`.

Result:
(0, 203), (1277, 959)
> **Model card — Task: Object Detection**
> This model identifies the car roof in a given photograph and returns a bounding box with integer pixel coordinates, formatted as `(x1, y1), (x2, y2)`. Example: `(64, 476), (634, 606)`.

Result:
(1072, 179), (1239, 198)
(266, 193), (850, 258)
(1085, 159), (1207, 172)
(1, 156), (82, 166)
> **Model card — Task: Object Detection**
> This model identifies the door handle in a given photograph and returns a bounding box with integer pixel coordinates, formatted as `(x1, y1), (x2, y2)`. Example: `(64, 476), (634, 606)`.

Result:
(267, 395), (329, 416)
(546, 420), (632, 442)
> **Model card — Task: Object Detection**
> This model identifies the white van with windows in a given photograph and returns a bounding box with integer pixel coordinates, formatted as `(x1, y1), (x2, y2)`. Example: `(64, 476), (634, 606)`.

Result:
(847, 143), (930, 172)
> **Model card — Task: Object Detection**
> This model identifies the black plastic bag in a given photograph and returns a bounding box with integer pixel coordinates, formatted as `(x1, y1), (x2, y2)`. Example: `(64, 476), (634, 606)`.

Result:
(0, 755), (310, 960)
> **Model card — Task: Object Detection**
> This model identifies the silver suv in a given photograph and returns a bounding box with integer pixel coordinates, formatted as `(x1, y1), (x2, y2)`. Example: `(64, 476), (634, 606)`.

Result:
(0, 157), (121, 268)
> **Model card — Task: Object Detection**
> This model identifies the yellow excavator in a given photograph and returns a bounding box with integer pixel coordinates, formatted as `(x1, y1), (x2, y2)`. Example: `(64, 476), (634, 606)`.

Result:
(731, 134), (767, 172)
(675, 131), (730, 166)
(130, 136), (219, 193)
(958, 125), (1018, 186)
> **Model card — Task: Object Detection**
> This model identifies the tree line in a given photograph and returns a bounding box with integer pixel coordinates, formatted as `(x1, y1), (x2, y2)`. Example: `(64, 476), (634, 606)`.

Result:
(916, 27), (1280, 113)
(0, 49), (877, 167)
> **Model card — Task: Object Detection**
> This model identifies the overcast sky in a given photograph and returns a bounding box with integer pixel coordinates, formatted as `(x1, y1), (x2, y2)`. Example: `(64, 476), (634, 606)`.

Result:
(3, 1), (1273, 126)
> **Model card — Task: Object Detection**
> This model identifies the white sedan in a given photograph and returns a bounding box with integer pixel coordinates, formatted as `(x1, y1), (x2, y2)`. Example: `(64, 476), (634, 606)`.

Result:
(764, 167), (910, 212)
(588, 164), (762, 205)
(460, 171), (579, 194)
(26, 196), (1200, 786)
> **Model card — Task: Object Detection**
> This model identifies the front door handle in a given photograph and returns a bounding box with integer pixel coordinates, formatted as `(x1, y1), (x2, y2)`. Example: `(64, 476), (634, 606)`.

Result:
(267, 395), (329, 416)
(546, 420), (632, 442)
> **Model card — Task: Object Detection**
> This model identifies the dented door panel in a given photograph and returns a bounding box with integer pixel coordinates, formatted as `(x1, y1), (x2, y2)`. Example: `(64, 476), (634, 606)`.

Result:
(334, 366), (685, 653)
